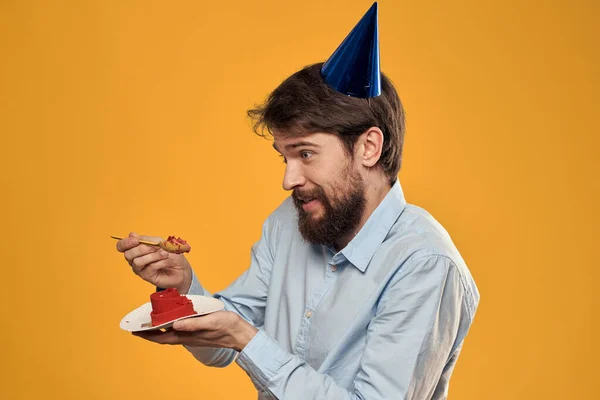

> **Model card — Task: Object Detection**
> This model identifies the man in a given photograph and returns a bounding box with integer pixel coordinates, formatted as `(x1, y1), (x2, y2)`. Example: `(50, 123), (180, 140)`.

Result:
(117, 4), (479, 399)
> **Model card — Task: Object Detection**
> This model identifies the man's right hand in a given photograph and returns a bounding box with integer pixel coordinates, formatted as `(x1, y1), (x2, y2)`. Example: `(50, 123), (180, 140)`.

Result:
(116, 232), (193, 294)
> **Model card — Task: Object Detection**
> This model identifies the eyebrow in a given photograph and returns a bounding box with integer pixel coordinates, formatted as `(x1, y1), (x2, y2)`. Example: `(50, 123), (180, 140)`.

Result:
(272, 141), (320, 152)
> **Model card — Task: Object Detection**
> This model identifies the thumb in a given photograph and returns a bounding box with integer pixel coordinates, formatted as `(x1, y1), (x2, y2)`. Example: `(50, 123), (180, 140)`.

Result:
(140, 234), (165, 243)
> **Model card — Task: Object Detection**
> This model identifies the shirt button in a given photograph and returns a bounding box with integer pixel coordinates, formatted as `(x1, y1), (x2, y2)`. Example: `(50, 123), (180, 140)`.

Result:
(305, 310), (313, 318)
(330, 264), (338, 272)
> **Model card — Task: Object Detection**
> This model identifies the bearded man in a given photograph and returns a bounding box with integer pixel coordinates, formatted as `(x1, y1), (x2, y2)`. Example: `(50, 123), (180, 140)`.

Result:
(116, 4), (479, 399)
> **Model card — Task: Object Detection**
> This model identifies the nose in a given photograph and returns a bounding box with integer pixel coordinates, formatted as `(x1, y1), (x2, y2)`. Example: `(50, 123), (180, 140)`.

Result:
(282, 162), (306, 191)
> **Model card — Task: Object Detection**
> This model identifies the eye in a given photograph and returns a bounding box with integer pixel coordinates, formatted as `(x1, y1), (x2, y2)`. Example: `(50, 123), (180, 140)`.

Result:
(300, 151), (313, 160)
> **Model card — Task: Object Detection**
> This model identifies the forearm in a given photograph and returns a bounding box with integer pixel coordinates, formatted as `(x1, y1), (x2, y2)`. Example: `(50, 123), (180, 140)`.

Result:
(183, 271), (238, 366)
(236, 330), (358, 400)
(182, 219), (274, 368)
(183, 345), (237, 367)
(182, 271), (260, 367)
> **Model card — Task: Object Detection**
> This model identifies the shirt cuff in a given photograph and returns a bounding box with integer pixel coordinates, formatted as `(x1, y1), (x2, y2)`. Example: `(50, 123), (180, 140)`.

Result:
(235, 329), (292, 391)
(187, 269), (210, 296)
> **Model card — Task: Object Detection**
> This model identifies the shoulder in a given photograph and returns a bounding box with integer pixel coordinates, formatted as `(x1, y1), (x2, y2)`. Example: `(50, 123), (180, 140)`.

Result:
(265, 196), (296, 225)
(260, 196), (297, 240)
(389, 204), (459, 257)
(382, 203), (480, 316)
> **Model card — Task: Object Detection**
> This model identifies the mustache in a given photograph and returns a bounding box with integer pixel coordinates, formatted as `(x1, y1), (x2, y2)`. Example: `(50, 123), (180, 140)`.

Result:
(292, 188), (324, 202)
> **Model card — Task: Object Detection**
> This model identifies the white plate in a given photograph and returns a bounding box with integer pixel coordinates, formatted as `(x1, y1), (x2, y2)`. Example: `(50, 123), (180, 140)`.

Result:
(120, 295), (225, 332)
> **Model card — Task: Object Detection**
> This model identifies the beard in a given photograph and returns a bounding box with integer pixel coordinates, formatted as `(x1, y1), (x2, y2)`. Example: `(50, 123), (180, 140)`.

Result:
(292, 166), (366, 248)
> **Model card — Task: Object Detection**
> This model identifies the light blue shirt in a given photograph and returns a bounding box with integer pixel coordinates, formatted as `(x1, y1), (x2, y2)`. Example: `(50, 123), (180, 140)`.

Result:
(186, 181), (480, 399)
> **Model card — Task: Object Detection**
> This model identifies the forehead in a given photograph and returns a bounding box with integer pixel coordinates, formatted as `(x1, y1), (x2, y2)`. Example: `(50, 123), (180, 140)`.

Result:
(272, 130), (342, 152)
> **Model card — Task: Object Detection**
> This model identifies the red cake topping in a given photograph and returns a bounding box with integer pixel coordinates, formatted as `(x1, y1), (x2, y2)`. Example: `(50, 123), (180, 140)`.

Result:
(159, 236), (191, 254)
(149, 288), (196, 326)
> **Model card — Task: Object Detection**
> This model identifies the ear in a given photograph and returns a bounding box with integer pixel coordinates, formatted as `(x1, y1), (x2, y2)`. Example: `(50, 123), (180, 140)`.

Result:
(358, 127), (384, 168)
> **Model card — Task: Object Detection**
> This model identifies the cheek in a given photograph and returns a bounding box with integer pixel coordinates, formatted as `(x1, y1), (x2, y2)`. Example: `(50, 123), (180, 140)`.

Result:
(316, 171), (352, 200)
(303, 154), (355, 195)
(305, 171), (335, 193)
(312, 158), (348, 182)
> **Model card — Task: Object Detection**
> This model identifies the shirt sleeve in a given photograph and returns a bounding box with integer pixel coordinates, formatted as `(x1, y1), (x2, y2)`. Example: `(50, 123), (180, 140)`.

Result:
(235, 254), (472, 400)
(182, 209), (280, 368)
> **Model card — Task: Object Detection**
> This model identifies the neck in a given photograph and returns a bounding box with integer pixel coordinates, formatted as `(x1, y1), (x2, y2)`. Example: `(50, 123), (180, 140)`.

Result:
(334, 177), (393, 251)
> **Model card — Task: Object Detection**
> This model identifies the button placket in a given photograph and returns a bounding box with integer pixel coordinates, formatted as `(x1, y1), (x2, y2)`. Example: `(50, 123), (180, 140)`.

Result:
(294, 260), (337, 357)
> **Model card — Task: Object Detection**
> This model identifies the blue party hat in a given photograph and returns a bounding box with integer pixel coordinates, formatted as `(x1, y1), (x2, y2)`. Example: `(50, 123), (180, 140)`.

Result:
(321, 2), (381, 98)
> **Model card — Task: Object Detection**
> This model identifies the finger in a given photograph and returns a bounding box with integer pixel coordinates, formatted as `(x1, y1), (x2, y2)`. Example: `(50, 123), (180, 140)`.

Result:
(133, 330), (181, 345)
(124, 242), (163, 263)
(130, 249), (170, 274)
(172, 316), (211, 332)
(138, 254), (177, 275)
(129, 231), (164, 247)
(116, 236), (140, 253)
(133, 330), (198, 345)
(140, 234), (164, 243)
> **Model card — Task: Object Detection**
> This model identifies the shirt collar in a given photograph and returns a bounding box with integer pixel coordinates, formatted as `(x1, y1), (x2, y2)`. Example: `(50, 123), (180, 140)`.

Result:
(330, 180), (407, 272)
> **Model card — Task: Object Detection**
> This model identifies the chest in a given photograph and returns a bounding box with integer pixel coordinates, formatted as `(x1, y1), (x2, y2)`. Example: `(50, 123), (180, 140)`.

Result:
(263, 241), (384, 373)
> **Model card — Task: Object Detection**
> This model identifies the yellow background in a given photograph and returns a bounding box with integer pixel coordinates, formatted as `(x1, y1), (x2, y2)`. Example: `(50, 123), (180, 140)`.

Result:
(1, 0), (597, 398)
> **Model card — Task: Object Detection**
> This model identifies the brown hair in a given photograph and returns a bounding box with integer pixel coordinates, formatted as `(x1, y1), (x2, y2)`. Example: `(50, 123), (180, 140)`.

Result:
(247, 63), (406, 182)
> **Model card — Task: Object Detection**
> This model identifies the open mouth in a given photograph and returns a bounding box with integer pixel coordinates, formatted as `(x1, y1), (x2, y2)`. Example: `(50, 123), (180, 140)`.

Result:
(300, 198), (320, 212)
(294, 191), (322, 212)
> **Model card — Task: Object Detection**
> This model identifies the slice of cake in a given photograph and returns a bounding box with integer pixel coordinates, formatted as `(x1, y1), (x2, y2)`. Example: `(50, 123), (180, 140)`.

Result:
(149, 288), (196, 326)
(159, 236), (191, 254)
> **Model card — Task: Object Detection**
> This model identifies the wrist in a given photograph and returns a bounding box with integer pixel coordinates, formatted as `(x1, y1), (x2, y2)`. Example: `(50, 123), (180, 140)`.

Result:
(234, 315), (258, 352)
(177, 265), (193, 294)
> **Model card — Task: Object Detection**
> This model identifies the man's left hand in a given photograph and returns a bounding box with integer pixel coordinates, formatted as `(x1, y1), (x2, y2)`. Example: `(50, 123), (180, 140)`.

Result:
(133, 310), (258, 352)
